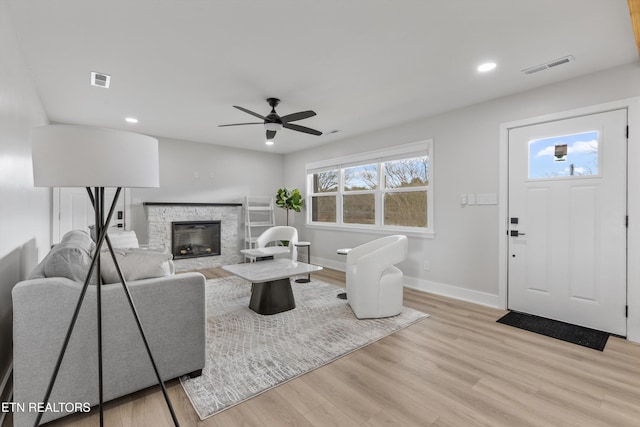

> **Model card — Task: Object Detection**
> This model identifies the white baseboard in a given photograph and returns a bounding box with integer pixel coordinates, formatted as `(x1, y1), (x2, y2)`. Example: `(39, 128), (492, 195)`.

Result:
(403, 276), (501, 309)
(311, 256), (346, 272)
(313, 258), (501, 308)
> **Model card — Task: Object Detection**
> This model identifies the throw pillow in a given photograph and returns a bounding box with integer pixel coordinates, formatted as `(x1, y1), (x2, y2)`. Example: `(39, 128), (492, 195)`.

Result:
(41, 230), (97, 284)
(89, 226), (139, 249)
(100, 248), (174, 284)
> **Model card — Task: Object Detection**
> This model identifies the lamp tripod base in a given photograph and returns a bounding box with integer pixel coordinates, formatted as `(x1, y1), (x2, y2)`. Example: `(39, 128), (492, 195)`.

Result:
(33, 187), (179, 427)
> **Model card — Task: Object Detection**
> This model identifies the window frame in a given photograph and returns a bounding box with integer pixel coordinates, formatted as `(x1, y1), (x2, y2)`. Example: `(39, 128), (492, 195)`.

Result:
(305, 140), (434, 238)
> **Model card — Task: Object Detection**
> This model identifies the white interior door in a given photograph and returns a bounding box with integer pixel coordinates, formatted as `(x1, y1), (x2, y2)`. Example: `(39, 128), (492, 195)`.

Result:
(508, 109), (627, 335)
(53, 188), (125, 243)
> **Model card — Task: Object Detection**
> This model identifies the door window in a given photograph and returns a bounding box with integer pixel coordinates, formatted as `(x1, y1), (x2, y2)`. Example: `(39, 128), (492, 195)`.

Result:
(528, 130), (599, 179)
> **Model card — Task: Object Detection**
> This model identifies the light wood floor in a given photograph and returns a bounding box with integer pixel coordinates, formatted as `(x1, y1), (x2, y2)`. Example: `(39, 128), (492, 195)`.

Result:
(7, 267), (640, 426)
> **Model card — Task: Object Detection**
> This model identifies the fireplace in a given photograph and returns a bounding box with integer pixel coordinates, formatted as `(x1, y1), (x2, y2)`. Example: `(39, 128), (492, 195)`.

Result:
(171, 221), (221, 260)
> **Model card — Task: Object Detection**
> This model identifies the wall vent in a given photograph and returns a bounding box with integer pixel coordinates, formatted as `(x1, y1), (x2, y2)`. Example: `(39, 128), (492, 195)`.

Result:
(90, 71), (111, 88)
(522, 55), (575, 75)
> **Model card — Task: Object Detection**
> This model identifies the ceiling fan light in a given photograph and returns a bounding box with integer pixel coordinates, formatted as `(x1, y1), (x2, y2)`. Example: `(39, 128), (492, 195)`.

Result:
(264, 122), (282, 131)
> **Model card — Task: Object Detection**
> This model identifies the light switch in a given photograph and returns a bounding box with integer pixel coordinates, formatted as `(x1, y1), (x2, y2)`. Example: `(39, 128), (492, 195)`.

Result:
(477, 193), (498, 205)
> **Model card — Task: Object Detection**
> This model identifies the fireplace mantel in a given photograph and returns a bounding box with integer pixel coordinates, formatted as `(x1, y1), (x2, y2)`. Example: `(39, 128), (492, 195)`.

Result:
(143, 202), (242, 207)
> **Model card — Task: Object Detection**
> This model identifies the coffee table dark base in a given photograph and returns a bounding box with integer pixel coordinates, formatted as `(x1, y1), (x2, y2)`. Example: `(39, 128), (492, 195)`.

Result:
(249, 278), (296, 315)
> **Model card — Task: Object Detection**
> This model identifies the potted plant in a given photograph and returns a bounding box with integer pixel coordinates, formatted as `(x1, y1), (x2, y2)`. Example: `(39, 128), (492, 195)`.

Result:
(275, 188), (304, 226)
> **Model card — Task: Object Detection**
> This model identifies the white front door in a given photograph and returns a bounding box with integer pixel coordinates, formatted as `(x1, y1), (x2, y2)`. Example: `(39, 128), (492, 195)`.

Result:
(508, 109), (627, 335)
(53, 188), (125, 243)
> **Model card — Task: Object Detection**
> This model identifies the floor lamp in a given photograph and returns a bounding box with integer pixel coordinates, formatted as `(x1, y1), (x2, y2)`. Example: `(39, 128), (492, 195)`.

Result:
(30, 125), (179, 427)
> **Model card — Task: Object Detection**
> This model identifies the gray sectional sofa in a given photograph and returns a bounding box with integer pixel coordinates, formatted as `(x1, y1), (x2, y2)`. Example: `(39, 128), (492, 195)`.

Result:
(12, 230), (206, 426)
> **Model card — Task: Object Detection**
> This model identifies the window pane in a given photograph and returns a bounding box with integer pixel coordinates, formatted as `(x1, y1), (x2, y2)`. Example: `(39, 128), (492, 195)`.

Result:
(313, 170), (339, 193)
(344, 164), (377, 191)
(311, 195), (336, 222)
(528, 131), (599, 179)
(384, 191), (427, 227)
(384, 157), (429, 189)
(343, 194), (375, 224)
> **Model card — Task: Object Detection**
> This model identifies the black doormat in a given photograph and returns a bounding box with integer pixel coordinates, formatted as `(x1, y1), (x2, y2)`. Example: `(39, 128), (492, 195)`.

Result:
(496, 311), (609, 351)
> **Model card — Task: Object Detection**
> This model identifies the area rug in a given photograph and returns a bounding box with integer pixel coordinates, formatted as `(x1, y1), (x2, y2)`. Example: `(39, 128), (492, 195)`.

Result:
(497, 311), (609, 351)
(180, 276), (428, 419)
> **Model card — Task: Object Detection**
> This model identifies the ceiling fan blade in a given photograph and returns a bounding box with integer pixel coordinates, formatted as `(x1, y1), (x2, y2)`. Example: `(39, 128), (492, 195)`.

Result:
(280, 110), (316, 123)
(233, 105), (266, 120)
(218, 122), (263, 127)
(283, 122), (323, 136)
(266, 130), (277, 140)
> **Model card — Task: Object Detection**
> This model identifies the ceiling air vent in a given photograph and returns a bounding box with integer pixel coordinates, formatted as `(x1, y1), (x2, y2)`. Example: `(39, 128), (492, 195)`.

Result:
(90, 71), (111, 88)
(522, 55), (575, 75)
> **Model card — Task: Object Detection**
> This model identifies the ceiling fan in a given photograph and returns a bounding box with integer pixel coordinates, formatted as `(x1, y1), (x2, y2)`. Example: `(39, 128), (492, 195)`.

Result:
(219, 98), (322, 140)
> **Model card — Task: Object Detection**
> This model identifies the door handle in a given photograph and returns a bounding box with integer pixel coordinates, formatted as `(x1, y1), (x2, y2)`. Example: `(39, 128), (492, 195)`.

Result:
(510, 230), (526, 237)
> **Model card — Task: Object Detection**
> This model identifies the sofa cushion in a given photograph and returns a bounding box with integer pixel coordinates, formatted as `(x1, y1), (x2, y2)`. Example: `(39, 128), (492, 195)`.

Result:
(36, 230), (97, 283)
(100, 248), (174, 284)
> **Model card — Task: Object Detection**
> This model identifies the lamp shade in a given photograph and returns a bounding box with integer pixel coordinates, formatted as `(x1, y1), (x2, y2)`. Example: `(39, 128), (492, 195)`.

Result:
(31, 125), (159, 188)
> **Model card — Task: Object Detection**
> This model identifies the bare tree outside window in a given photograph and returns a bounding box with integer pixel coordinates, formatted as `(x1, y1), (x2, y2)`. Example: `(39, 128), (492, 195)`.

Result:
(312, 170), (338, 222)
(344, 164), (377, 191)
(384, 157), (429, 188)
(313, 170), (339, 193)
(311, 196), (336, 222)
(383, 157), (428, 227)
(384, 192), (427, 227)
(343, 164), (377, 224)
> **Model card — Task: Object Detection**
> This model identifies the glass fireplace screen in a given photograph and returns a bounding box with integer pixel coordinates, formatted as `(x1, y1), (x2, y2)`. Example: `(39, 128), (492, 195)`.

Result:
(171, 220), (221, 260)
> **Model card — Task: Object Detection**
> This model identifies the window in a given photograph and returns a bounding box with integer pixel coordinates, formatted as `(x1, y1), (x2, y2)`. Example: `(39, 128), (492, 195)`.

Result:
(306, 140), (433, 235)
(310, 170), (338, 222)
(528, 131), (599, 179)
(383, 157), (428, 227)
(343, 164), (377, 224)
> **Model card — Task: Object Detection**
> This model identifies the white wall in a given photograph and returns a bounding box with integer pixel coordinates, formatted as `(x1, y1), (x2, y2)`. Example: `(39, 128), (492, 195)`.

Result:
(0, 0), (50, 410)
(284, 61), (640, 306)
(129, 136), (285, 243)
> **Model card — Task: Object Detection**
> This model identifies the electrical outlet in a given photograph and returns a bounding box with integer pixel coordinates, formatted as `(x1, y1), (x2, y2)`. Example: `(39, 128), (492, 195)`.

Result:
(423, 260), (431, 271)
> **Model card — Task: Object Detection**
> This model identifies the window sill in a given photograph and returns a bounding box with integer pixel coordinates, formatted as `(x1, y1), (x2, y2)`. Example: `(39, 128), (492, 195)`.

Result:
(305, 223), (435, 239)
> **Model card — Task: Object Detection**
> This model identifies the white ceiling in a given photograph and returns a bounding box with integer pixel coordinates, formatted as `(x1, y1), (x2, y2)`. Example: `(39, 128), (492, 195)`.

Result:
(6, 0), (638, 154)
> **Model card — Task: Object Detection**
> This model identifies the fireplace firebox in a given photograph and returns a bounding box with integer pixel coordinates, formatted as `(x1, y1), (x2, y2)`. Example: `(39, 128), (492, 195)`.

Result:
(171, 221), (221, 260)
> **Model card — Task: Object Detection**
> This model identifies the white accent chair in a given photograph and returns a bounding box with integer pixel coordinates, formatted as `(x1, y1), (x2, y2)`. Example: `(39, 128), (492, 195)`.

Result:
(346, 235), (408, 319)
(255, 226), (299, 260)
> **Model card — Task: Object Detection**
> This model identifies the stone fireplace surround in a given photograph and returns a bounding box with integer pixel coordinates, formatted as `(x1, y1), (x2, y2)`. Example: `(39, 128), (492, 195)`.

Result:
(145, 202), (242, 272)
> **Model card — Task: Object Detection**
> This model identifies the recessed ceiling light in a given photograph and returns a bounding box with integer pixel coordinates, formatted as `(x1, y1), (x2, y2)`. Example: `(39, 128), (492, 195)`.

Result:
(477, 62), (497, 72)
(125, 117), (138, 124)
(265, 140), (274, 146)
